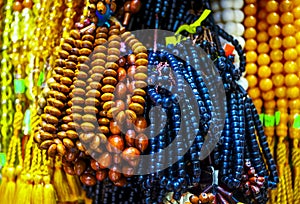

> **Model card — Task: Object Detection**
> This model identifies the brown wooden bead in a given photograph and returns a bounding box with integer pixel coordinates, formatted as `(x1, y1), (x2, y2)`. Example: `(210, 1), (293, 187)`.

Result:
(78, 55), (90, 63)
(114, 177), (126, 187)
(62, 115), (72, 124)
(63, 138), (75, 149)
(76, 140), (86, 152)
(57, 131), (67, 139)
(43, 114), (59, 125)
(103, 101), (115, 111)
(125, 109), (137, 123)
(135, 133), (148, 152)
(75, 159), (87, 176)
(107, 135), (124, 153)
(64, 164), (75, 175)
(47, 144), (57, 157)
(72, 113), (82, 121)
(81, 122), (96, 132)
(96, 32), (108, 39)
(63, 69), (75, 78)
(90, 159), (101, 171)
(90, 135), (101, 150)
(65, 149), (78, 162)
(99, 110), (107, 117)
(94, 45), (106, 53)
(68, 55), (78, 62)
(40, 131), (54, 140)
(80, 173), (96, 186)
(60, 77), (73, 86)
(54, 67), (64, 75)
(79, 133), (95, 143)
(86, 90), (101, 98)
(105, 62), (119, 70)
(96, 170), (108, 181)
(131, 95), (145, 105)
(42, 123), (57, 133)
(62, 43), (72, 52)
(115, 111), (126, 125)
(134, 73), (147, 81)
(70, 47), (80, 56)
(130, 0), (141, 13)
(101, 84), (115, 93)
(77, 64), (90, 72)
(82, 114), (97, 123)
(129, 102), (144, 115)
(70, 30), (81, 40)
(118, 57), (126, 67)
(66, 130), (79, 139)
(136, 52), (148, 60)
(133, 88), (146, 97)
(98, 152), (112, 169)
(44, 106), (62, 117)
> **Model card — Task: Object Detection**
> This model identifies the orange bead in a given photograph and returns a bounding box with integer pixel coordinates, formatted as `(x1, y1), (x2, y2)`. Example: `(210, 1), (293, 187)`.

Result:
(258, 65), (271, 78)
(272, 74), (285, 87)
(244, 16), (257, 27)
(257, 54), (270, 66)
(259, 78), (273, 91)
(283, 36), (297, 48)
(264, 100), (276, 109)
(266, 12), (280, 24)
(288, 99), (300, 110)
(280, 12), (294, 24)
(268, 25), (281, 37)
(262, 90), (275, 101)
(279, 0), (293, 13)
(246, 75), (258, 88)
(244, 4), (257, 16)
(245, 39), (258, 51)
(285, 74), (299, 87)
(270, 49), (283, 62)
(246, 63), (258, 75)
(269, 37), (282, 49)
(257, 21), (269, 31)
(244, 28), (257, 39)
(284, 48), (298, 61)
(281, 24), (296, 36)
(13, 1), (23, 11)
(270, 62), (284, 74)
(294, 6), (300, 19)
(256, 31), (269, 42)
(246, 51), (258, 63)
(257, 42), (270, 53)
(266, 0), (279, 12)
(248, 87), (261, 99)
(22, 0), (33, 8)
(275, 87), (287, 98)
(287, 87), (300, 99)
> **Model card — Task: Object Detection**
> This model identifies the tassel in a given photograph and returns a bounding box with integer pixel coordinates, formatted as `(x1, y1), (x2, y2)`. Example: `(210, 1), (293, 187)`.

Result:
(66, 174), (83, 201)
(2, 167), (16, 204)
(43, 175), (57, 204)
(14, 173), (33, 204)
(32, 174), (44, 204)
(0, 167), (8, 195)
(53, 157), (74, 202)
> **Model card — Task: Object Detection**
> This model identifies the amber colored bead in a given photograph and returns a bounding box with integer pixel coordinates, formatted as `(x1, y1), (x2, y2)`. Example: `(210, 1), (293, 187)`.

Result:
(262, 90), (275, 101)
(266, 0), (279, 12)
(268, 25), (281, 37)
(199, 193), (209, 203)
(110, 121), (121, 135)
(107, 135), (124, 153)
(259, 78), (273, 92)
(244, 28), (257, 39)
(280, 12), (294, 24)
(270, 62), (284, 74)
(117, 67), (126, 81)
(284, 61), (297, 73)
(246, 51), (258, 63)
(114, 177), (126, 187)
(248, 87), (261, 99)
(135, 133), (148, 152)
(275, 87), (287, 98)
(269, 37), (282, 49)
(122, 147), (140, 162)
(257, 21), (268, 31)
(293, 6), (300, 18)
(270, 50), (283, 62)
(130, 0), (141, 13)
(115, 82), (127, 99)
(256, 31), (269, 43)
(189, 195), (199, 204)
(96, 170), (108, 181)
(80, 174), (96, 186)
(91, 159), (101, 171)
(280, 0), (293, 12)
(125, 129), (136, 147)
(98, 152), (112, 169)
(257, 54), (270, 66)
(134, 117), (147, 132)
(272, 74), (285, 87)
(13, 1), (23, 11)
(287, 87), (300, 99)
(245, 39), (257, 51)
(258, 65), (271, 78)
(283, 36), (297, 48)
(284, 48), (298, 61)
(246, 75), (258, 88)
(244, 4), (257, 16)
(257, 43), (270, 53)
(109, 168), (122, 182)
(266, 12), (280, 25)
(285, 74), (299, 87)
(282, 24), (296, 36)
(244, 16), (257, 27)
(246, 63), (258, 75)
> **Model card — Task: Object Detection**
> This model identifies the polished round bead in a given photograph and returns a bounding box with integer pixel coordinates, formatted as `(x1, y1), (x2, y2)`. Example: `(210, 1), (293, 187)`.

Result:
(284, 48), (298, 61)
(279, 0), (293, 13)
(253, 98), (263, 109)
(293, 6), (300, 18)
(275, 87), (287, 98)
(266, 0), (279, 12)
(256, 31), (269, 42)
(246, 51), (258, 63)
(257, 53), (270, 66)
(257, 21), (268, 31)
(284, 61), (297, 73)
(270, 49), (283, 62)
(248, 87), (261, 99)
(287, 87), (300, 99)
(246, 63), (258, 75)
(257, 42), (270, 53)
(268, 25), (281, 37)
(244, 16), (257, 27)
(259, 78), (273, 92)
(244, 27), (257, 39)
(270, 62), (284, 74)
(244, 4), (257, 15)
(283, 36), (297, 48)
(266, 12), (280, 25)
(245, 39), (257, 51)
(280, 12), (294, 24)
(272, 74), (285, 87)
(269, 37), (282, 49)
(282, 24), (296, 36)
(285, 74), (299, 87)
(258, 65), (271, 78)
(262, 90), (275, 101)
(246, 75), (258, 88)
